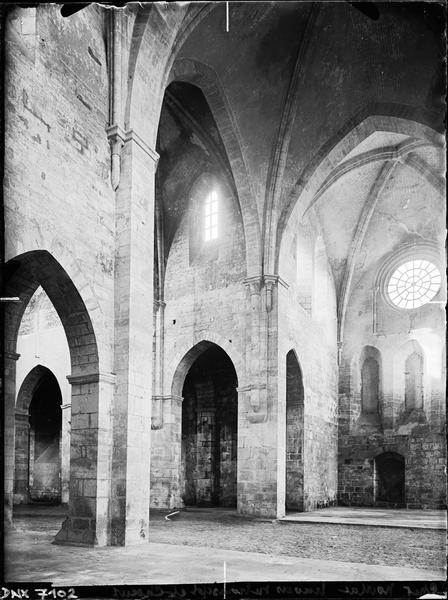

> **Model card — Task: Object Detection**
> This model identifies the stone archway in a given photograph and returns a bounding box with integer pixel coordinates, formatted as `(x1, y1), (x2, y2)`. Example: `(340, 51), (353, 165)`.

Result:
(180, 343), (238, 507)
(14, 365), (62, 504)
(168, 58), (262, 277)
(3, 250), (112, 546)
(150, 336), (244, 510)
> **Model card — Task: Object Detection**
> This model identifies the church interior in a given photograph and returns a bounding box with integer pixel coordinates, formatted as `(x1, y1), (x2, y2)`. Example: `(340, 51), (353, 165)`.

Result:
(2, 0), (446, 585)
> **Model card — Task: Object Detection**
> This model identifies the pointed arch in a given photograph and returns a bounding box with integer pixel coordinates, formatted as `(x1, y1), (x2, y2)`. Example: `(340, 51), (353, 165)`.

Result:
(16, 364), (56, 412)
(3, 250), (107, 541)
(168, 58), (261, 276)
(273, 110), (444, 274)
(4, 250), (99, 376)
(124, 3), (215, 136)
(171, 337), (242, 399)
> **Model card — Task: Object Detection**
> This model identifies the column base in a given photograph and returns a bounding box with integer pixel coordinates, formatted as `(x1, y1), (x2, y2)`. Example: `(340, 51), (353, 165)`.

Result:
(53, 516), (100, 547)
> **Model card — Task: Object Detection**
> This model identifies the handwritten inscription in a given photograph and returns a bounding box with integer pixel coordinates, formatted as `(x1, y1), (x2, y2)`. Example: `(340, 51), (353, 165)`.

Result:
(0, 589), (77, 600)
(338, 584), (394, 596)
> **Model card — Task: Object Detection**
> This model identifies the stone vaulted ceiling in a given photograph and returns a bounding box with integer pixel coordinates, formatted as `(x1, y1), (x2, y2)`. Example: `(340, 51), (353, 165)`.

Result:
(159, 1), (444, 286)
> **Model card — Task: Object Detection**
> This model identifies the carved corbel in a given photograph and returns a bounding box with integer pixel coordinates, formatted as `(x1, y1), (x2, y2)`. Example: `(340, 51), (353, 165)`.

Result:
(243, 276), (264, 314)
(263, 275), (289, 313)
(244, 275), (263, 296)
(244, 276), (263, 308)
(106, 124), (125, 191)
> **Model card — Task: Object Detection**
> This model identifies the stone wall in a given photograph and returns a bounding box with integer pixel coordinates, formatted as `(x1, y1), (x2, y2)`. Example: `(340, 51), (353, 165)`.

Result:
(338, 427), (446, 509)
(5, 5), (115, 357)
(337, 139), (446, 510)
(278, 207), (339, 512)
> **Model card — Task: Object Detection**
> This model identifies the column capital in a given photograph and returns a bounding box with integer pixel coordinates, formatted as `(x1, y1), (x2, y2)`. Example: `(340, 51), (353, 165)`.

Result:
(67, 372), (116, 386)
(106, 123), (126, 145)
(243, 275), (288, 295)
(4, 351), (20, 361)
(243, 275), (263, 295)
(263, 274), (289, 290)
(106, 124), (159, 190)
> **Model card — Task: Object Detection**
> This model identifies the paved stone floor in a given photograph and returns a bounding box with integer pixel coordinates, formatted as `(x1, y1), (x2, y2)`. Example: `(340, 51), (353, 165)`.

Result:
(281, 507), (447, 529)
(5, 505), (446, 585)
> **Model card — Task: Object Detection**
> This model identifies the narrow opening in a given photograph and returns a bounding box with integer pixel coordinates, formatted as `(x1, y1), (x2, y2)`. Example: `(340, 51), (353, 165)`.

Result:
(361, 357), (379, 414)
(285, 350), (304, 512)
(204, 190), (218, 242)
(405, 352), (424, 411)
(24, 371), (62, 504)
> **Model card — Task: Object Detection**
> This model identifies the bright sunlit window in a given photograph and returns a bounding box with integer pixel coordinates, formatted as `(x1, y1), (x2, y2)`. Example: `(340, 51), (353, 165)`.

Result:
(387, 259), (441, 309)
(204, 190), (218, 241)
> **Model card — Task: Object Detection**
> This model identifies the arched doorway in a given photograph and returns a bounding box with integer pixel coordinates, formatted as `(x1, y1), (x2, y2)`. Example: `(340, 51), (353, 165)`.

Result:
(285, 350), (304, 512)
(180, 344), (238, 507)
(3, 250), (107, 545)
(375, 452), (405, 507)
(14, 366), (63, 504)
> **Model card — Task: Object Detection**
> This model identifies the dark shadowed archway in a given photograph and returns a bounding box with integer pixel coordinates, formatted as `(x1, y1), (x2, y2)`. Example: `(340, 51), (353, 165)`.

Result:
(285, 349), (304, 511)
(375, 452), (405, 507)
(14, 366), (62, 504)
(14, 365), (62, 504)
(175, 342), (239, 507)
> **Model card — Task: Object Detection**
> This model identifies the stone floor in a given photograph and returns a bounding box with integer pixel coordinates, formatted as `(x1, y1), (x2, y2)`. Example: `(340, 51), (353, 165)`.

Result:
(281, 506), (447, 529)
(5, 505), (446, 585)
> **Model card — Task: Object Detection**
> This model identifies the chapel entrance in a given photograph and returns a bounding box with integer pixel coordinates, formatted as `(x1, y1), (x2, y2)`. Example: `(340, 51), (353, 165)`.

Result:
(15, 367), (62, 504)
(375, 452), (405, 507)
(181, 344), (238, 507)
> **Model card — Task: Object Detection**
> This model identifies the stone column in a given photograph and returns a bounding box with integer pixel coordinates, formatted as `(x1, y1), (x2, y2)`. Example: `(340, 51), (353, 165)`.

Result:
(150, 394), (183, 509)
(4, 351), (20, 526)
(54, 371), (115, 546)
(13, 407), (30, 504)
(61, 402), (71, 504)
(153, 299), (165, 397)
(109, 126), (158, 545)
(238, 276), (286, 518)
